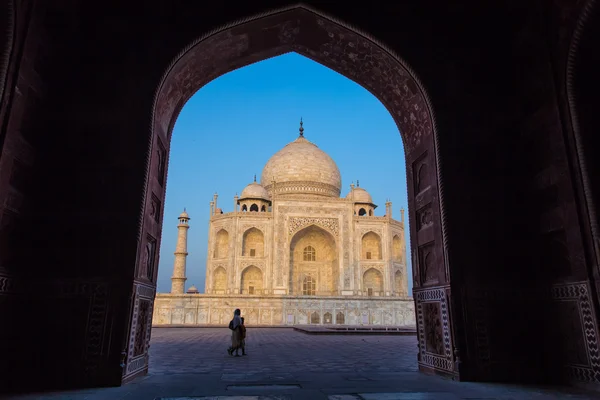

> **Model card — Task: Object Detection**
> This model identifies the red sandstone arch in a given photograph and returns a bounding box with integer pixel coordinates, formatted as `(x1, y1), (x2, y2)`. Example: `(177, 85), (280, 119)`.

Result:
(131, 3), (454, 380)
(566, 0), (600, 264)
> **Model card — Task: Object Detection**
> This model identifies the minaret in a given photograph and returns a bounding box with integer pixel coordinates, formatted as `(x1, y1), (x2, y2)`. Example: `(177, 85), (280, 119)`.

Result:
(170, 209), (190, 294)
(385, 199), (392, 219)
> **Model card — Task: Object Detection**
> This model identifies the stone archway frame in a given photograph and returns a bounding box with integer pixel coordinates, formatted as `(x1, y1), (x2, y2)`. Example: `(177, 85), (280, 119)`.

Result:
(566, 0), (600, 262)
(288, 223), (339, 295)
(137, 3), (455, 378)
(563, 0), (600, 382)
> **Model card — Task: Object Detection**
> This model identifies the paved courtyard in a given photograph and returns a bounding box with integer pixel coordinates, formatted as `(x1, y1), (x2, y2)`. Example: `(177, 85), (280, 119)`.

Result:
(7, 327), (599, 400)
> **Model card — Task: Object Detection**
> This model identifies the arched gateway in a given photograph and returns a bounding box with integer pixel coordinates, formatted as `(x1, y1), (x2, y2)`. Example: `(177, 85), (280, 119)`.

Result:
(142, 4), (448, 382)
(1, 0), (600, 394)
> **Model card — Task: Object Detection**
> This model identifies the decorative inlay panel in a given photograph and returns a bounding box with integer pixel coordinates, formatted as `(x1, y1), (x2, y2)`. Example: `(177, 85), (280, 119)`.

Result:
(357, 228), (383, 238)
(288, 216), (339, 237)
(551, 282), (600, 383)
(239, 261), (265, 271)
(415, 287), (453, 372)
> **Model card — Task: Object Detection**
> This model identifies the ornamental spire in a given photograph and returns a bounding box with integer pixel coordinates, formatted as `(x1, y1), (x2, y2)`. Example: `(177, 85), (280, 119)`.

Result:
(253, 174), (257, 182)
(299, 117), (304, 137)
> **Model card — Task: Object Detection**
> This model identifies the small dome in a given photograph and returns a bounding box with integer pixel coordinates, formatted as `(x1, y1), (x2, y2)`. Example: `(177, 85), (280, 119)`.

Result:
(179, 209), (190, 219)
(346, 187), (373, 204)
(186, 285), (199, 294)
(240, 182), (270, 201)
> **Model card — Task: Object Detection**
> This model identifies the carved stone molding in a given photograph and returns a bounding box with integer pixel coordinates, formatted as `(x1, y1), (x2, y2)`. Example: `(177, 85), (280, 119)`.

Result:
(358, 228), (383, 238)
(288, 216), (339, 237)
(240, 224), (266, 234)
(414, 286), (453, 373)
(211, 262), (227, 272)
(361, 264), (384, 274)
(239, 261), (265, 271)
(265, 180), (340, 198)
(213, 225), (231, 235)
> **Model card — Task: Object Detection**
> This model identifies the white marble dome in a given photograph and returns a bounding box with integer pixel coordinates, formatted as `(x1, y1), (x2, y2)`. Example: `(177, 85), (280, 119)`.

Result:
(261, 123), (341, 198)
(240, 181), (269, 200)
(346, 187), (374, 204)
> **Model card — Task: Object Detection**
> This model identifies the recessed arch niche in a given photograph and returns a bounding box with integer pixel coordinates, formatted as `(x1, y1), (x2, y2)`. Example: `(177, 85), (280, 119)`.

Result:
(289, 224), (338, 296)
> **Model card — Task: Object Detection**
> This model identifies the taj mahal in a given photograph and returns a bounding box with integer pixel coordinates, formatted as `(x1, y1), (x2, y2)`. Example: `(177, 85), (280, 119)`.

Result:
(152, 121), (416, 327)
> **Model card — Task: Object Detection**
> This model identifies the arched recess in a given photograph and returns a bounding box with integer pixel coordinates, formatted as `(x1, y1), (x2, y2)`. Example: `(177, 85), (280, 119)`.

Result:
(249, 203), (258, 212)
(393, 235), (403, 262)
(214, 229), (229, 259)
(362, 231), (382, 260)
(242, 227), (264, 257)
(289, 224), (338, 295)
(394, 270), (403, 294)
(212, 266), (227, 293)
(310, 311), (320, 324)
(363, 268), (383, 295)
(137, 3), (452, 380)
(240, 265), (263, 294)
(336, 312), (345, 325)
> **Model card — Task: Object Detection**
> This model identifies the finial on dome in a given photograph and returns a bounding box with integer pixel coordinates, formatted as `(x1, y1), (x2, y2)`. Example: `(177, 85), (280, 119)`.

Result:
(253, 174), (256, 182)
(299, 117), (304, 137)
(357, 180), (360, 187)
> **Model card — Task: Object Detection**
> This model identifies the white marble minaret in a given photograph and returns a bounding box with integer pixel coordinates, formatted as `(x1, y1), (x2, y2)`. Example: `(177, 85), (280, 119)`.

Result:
(170, 209), (190, 294)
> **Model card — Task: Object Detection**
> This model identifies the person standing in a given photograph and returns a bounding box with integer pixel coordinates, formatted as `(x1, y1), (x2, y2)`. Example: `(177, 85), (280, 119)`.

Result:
(239, 317), (247, 356)
(227, 309), (242, 356)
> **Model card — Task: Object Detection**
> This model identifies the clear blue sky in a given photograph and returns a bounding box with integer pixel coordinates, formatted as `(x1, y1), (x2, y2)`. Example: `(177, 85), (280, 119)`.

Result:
(156, 52), (412, 294)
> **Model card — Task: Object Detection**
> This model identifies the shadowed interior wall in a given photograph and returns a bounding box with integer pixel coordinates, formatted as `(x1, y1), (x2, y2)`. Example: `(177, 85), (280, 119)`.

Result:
(0, 0), (598, 394)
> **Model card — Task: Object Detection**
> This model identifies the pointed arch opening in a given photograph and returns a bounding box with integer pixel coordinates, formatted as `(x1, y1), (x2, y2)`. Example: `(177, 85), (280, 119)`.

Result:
(394, 270), (404, 295)
(363, 268), (383, 296)
(214, 229), (229, 259)
(242, 227), (264, 257)
(212, 266), (227, 294)
(240, 265), (263, 295)
(393, 234), (403, 262)
(362, 231), (382, 260)
(143, 2), (448, 381)
(289, 225), (338, 296)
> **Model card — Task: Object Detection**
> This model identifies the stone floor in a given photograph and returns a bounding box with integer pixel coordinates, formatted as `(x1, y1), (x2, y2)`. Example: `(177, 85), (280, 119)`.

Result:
(7, 327), (599, 400)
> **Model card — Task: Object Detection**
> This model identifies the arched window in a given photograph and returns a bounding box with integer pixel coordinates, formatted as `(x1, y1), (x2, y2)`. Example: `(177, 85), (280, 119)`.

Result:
(358, 208), (367, 216)
(303, 275), (316, 295)
(241, 204), (247, 212)
(250, 203), (259, 212)
(368, 209), (373, 216)
(310, 311), (320, 324)
(303, 246), (316, 261)
(260, 205), (266, 212)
